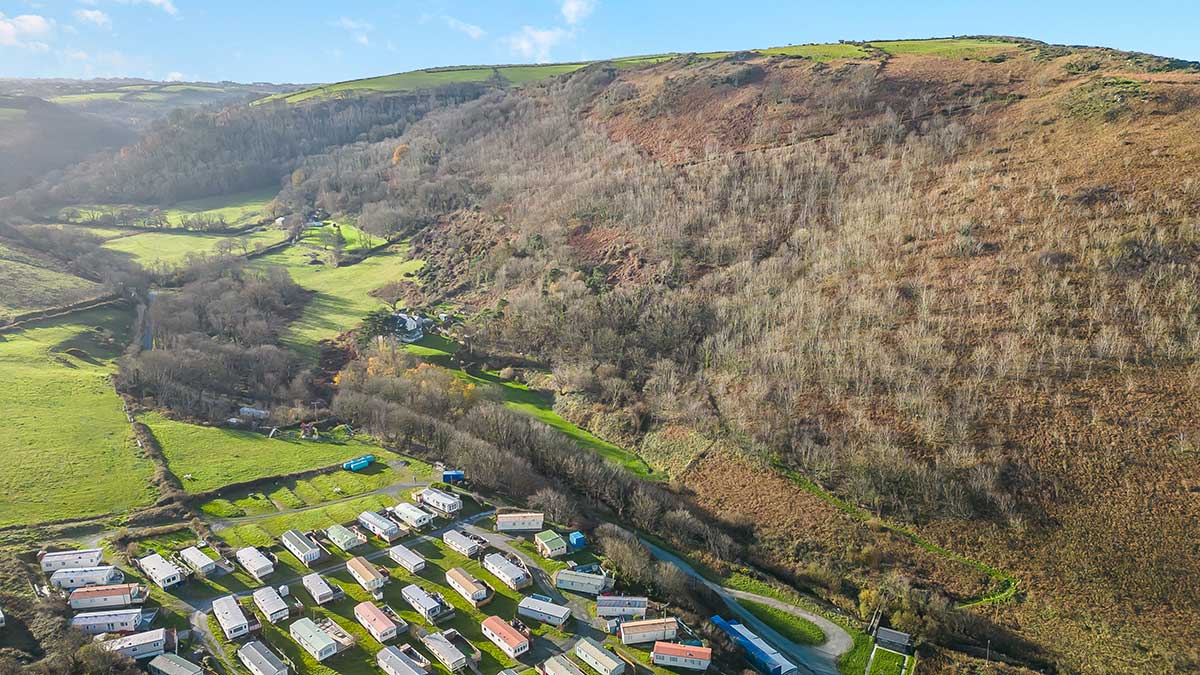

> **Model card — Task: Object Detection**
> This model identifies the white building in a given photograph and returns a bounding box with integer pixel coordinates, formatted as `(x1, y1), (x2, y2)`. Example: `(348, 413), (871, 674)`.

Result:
(238, 641), (289, 675)
(358, 511), (401, 541)
(38, 548), (103, 572)
(69, 583), (147, 611)
(377, 645), (427, 675)
(326, 524), (364, 552)
(445, 567), (489, 607)
(139, 554), (184, 589)
(516, 596), (571, 627)
(347, 556), (388, 595)
(553, 569), (609, 596)
(50, 566), (123, 590)
(302, 573), (336, 605)
(618, 617), (677, 645)
(236, 547), (275, 582)
(494, 512), (544, 533)
(483, 553), (530, 590)
(70, 608), (144, 635)
(422, 631), (467, 672)
(417, 487), (462, 515)
(388, 544), (425, 573)
(595, 595), (648, 618)
(148, 653), (204, 675)
(401, 584), (450, 623)
(575, 636), (625, 675)
(281, 530), (321, 565)
(442, 530), (481, 557)
(652, 642), (712, 671)
(212, 595), (250, 639)
(542, 654), (587, 675)
(481, 615), (529, 659)
(391, 503), (433, 529)
(253, 586), (289, 624)
(101, 628), (169, 660)
(354, 601), (400, 643)
(290, 617), (337, 662)
(179, 547), (216, 575)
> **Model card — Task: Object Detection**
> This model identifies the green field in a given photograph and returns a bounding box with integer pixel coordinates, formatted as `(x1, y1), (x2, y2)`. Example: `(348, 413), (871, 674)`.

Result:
(102, 227), (287, 267)
(869, 38), (1019, 59)
(0, 243), (103, 321)
(759, 43), (871, 61)
(868, 647), (908, 675)
(739, 599), (826, 646)
(0, 306), (157, 527)
(65, 186), (278, 229)
(142, 411), (390, 493)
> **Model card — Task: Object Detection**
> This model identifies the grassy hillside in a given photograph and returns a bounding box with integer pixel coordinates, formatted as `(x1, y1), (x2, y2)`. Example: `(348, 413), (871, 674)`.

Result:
(61, 186), (280, 229)
(102, 227), (287, 267)
(0, 242), (103, 321)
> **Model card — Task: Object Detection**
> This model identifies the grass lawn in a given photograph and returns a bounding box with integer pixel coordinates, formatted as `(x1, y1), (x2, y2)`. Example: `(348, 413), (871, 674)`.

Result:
(0, 306), (157, 527)
(868, 38), (1019, 59)
(0, 254), (102, 321)
(142, 411), (392, 493)
(102, 227), (287, 267)
(65, 186), (278, 229)
(759, 43), (871, 61)
(739, 599), (826, 646)
(868, 647), (908, 675)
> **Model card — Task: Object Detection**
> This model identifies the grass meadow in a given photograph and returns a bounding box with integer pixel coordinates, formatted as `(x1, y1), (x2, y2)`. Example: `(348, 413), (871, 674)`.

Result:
(0, 245), (103, 321)
(102, 227), (287, 267)
(63, 186), (278, 229)
(869, 38), (1020, 59)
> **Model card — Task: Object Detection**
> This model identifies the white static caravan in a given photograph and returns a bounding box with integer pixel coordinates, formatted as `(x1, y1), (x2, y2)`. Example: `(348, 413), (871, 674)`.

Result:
(139, 554), (184, 590)
(354, 601), (400, 643)
(516, 596), (571, 627)
(575, 636), (626, 675)
(238, 641), (289, 675)
(50, 566), (124, 590)
(148, 653), (203, 675)
(481, 616), (530, 659)
(253, 586), (289, 624)
(377, 645), (427, 675)
(552, 569), (609, 596)
(401, 584), (451, 623)
(483, 553), (530, 590)
(359, 511), (402, 541)
(179, 547), (216, 575)
(494, 512), (544, 533)
(38, 548), (103, 572)
(101, 628), (169, 661)
(69, 583), (147, 611)
(422, 631), (468, 672)
(236, 547), (275, 582)
(442, 530), (481, 557)
(417, 487), (462, 516)
(445, 567), (490, 607)
(281, 530), (321, 565)
(595, 595), (649, 619)
(212, 595), (251, 639)
(618, 617), (678, 645)
(70, 608), (144, 635)
(391, 503), (433, 529)
(302, 573), (336, 605)
(388, 544), (425, 573)
(542, 654), (588, 675)
(290, 617), (338, 662)
(652, 642), (712, 671)
(347, 556), (388, 596)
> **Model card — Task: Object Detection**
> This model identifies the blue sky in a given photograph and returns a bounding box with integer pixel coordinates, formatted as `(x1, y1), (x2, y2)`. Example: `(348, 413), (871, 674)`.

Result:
(1, 0), (1198, 84)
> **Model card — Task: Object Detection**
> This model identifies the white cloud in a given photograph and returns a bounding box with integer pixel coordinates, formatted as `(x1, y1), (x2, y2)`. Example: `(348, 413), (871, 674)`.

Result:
(0, 13), (54, 49)
(63, 48), (89, 61)
(504, 25), (568, 63)
(119, 0), (178, 16)
(443, 16), (485, 40)
(332, 17), (372, 32)
(353, 33), (369, 46)
(73, 9), (111, 29)
(166, 70), (184, 81)
(561, 0), (595, 25)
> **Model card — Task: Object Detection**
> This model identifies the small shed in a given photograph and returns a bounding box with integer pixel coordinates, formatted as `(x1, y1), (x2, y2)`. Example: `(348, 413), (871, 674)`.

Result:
(875, 627), (916, 656)
(568, 531), (586, 548)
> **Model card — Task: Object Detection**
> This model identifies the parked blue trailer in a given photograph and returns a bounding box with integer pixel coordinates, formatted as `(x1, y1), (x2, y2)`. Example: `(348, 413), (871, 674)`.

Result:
(343, 455), (375, 471)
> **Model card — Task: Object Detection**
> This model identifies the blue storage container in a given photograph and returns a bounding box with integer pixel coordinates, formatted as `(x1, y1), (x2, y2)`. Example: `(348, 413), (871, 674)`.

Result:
(568, 531), (586, 548)
(442, 470), (465, 483)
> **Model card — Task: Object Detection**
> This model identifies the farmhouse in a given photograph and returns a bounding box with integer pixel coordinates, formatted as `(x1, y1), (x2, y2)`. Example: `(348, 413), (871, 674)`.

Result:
(38, 548), (103, 572)
(552, 569), (610, 595)
(417, 487), (462, 515)
(401, 583), (453, 623)
(290, 617), (338, 662)
(139, 554), (184, 589)
(517, 596), (571, 627)
(422, 631), (468, 671)
(481, 615), (530, 659)
(595, 595), (648, 619)
(875, 627), (916, 656)
(359, 510), (401, 541)
(100, 628), (170, 660)
(355, 601), (400, 642)
(253, 586), (289, 624)
(377, 645), (427, 675)
(391, 503), (433, 528)
(236, 547), (275, 581)
(70, 608), (145, 635)
(711, 615), (797, 675)
(238, 641), (289, 675)
(619, 617), (678, 645)
(534, 531), (568, 558)
(542, 654), (587, 675)
(281, 529), (321, 565)
(445, 567), (490, 607)
(652, 642), (712, 671)
(494, 512), (543, 532)
(443, 529), (482, 557)
(50, 565), (124, 590)
(326, 524), (363, 551)
(483, 553), (530, 590)
(388, 544), (425, 572)
(575, 637), (625, 675)
(148, 653), (203, 675)
(302, 573), (337, 605)
(179, 547), (216, 575)
(212, 595), (251, 639)
(347, 556), (388, 595)
(69, 583), (147, 610)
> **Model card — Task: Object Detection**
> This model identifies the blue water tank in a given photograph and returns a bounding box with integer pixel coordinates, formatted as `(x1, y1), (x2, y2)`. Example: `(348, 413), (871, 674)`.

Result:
(568, 531), (586, 548)
(342, 455), (374, 471)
